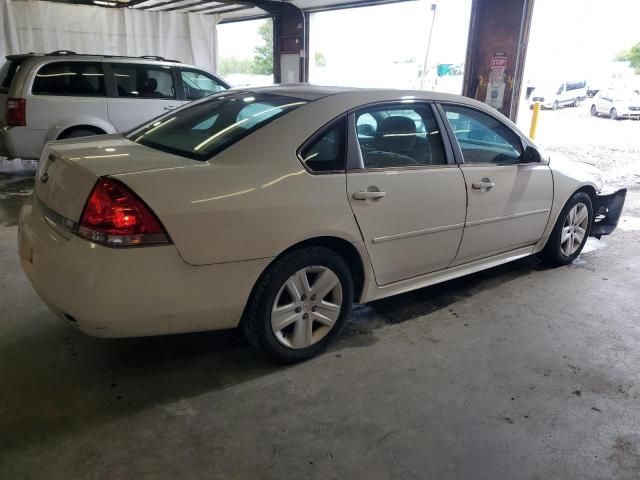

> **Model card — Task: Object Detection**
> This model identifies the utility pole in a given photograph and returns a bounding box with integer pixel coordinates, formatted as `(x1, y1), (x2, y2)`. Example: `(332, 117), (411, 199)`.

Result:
(419, 2), (437, 90)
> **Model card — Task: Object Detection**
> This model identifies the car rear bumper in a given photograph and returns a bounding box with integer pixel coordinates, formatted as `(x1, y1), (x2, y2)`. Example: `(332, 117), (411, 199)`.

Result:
(591, 188), (627, 239)
(18, 196), (271, 338)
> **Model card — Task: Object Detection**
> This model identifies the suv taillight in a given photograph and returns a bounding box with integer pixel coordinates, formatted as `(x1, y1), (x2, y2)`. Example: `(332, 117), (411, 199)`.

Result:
(78, 178), (170, 247)
(7, 98), (26, 126)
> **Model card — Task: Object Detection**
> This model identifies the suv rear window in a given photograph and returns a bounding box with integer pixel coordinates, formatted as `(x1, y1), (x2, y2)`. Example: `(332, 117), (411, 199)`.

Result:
(32, 62), (105, 97)
(129, 92), (307, 160)
(0, 59), (24, 93)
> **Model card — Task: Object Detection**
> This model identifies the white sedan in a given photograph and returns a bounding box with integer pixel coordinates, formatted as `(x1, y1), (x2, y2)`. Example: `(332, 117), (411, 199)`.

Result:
(18, 86), (627, 362)
(590, 89), (640, 120)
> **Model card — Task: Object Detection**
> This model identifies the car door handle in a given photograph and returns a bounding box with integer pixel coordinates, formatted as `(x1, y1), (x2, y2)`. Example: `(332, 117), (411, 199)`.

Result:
(164, 106), (176, 111)
(472, 180), (495, 191)
(353, 190), (386, 200)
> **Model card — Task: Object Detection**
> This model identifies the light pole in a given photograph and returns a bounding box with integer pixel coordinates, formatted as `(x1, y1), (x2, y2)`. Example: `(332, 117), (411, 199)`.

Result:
(419, 2), (437, 90)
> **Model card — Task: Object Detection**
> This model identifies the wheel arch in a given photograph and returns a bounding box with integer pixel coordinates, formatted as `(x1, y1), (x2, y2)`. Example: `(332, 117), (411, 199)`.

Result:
(45, 116), (118, 142)
(58, 124), (107, 139)
(279, 236), (366, 301)
(240, 235), (369, 327)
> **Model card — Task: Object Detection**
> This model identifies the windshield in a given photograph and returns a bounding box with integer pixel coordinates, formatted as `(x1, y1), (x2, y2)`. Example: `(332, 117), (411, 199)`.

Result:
(0, 59), (24, 93)
(129, 92), (308, 160)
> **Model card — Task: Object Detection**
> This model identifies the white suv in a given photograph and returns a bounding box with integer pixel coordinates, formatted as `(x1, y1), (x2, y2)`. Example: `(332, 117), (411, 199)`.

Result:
(0, 51), (229, 160)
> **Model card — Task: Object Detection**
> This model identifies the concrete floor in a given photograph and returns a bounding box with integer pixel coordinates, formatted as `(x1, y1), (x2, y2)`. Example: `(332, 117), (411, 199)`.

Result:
(1, 168), (640, 479)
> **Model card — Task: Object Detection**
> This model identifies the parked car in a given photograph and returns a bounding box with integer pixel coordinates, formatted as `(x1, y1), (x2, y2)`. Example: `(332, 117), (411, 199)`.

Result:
(590, 89), (640, 119)
(529, 79), (587, 110)
(0, 51), (229, 160)
(18, 86), (626, 362)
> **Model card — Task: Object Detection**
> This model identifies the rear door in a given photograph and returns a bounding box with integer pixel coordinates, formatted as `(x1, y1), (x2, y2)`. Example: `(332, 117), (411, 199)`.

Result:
(346, 102), (467, 285)
(439, 103), (552, 265)
(106, 63), (182, 131)
(27, 60), (108, 133)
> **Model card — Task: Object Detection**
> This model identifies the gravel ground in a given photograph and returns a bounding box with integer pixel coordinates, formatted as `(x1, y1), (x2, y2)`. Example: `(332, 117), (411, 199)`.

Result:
(516, 101), (640, 190)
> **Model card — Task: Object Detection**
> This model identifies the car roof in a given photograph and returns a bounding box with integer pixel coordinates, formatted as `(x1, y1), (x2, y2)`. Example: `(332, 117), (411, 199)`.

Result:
(228, 84), (485, 106)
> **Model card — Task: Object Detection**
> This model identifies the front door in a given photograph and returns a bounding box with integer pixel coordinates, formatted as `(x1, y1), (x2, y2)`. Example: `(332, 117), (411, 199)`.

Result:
(440, 103), (553, 265)
(106, 63), (182, 131)
(347, 103), (467, 285)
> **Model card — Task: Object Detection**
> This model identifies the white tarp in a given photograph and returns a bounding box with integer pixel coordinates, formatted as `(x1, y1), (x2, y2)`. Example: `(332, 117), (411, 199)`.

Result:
(0, 0), (219, 71)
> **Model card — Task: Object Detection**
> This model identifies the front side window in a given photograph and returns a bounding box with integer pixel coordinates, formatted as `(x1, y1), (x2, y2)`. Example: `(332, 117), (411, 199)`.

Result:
(112, 64), (175, 99)
(300, 118), (346, 172)
(130, 92), (307, 160)
(180, 69), (227, 101)
(442, 104), (523, 164)
(354, 104), (447, 169)
(32, 62), (105, 96)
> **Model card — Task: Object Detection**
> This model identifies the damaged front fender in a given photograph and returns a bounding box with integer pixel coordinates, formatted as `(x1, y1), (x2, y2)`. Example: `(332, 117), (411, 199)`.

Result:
(591, 188), (627, 239)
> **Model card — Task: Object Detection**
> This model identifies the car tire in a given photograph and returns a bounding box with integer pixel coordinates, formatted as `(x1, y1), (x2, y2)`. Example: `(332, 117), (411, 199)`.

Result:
(573, 97), (580, 107)
(552, 100), (559, 110)
(540, 192), (593, 267)
(590, 105), (598, 116)
(242, 246), (354, 363)
(59, 128), (104, 140)
(610, 108), (618, 120)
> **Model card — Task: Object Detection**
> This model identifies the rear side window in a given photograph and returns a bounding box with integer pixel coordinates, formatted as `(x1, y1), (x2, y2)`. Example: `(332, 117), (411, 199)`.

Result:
(300, 118), (346, 173)
(0, 59), (24, 93)
(180, 69), (226, 101)
(112, 64), (176, 99)
(354, 104), (447, 169)
(32, 62), (105, 96)
(130, 92), (307, 160)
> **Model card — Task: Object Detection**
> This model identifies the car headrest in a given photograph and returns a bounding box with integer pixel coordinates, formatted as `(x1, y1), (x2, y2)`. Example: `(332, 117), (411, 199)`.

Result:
(375, 116), (417, 152)
(143, 77), (158, 93)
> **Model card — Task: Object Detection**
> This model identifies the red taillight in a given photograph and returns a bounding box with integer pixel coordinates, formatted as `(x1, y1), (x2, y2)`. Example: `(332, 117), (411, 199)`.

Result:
(7, 98), (26, 126)
(78, 178), (170, 247)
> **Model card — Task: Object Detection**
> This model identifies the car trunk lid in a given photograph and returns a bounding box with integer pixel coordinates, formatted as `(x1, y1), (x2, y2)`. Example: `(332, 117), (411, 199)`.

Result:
(35, 135), (199, 222)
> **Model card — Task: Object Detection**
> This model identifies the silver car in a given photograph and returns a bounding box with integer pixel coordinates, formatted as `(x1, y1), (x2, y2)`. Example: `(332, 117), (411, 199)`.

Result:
(0, 50), (229, 160)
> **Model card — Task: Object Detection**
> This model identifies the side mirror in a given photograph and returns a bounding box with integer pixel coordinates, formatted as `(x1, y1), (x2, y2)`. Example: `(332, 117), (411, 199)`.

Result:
(522, 145), (542, 163)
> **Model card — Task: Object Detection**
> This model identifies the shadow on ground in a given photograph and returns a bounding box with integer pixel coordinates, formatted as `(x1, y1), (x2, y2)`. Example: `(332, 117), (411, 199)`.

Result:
(0, 251), (542, 453)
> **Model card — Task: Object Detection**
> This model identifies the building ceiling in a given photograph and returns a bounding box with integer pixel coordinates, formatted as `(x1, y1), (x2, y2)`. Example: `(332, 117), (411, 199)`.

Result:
(40, 0), (403, 21)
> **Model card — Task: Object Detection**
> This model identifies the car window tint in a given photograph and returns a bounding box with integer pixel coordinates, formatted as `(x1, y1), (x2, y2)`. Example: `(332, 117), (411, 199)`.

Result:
(236, 102), (284, 129)
(112, 64), (175, 99)
(442, 104), (523, 164)
(32, 62), (105, 96)
(355, 104), (447, 169)
(180, 69), (226, 101)
(300, 118), (346, 173)
(130, 92), (307, 161)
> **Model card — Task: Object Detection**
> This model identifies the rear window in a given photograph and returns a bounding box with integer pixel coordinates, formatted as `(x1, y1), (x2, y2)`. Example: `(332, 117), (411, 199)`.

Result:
(32, 62), (105, 97)
(129, 92), (307, 160)
(0, 59), (24, 93)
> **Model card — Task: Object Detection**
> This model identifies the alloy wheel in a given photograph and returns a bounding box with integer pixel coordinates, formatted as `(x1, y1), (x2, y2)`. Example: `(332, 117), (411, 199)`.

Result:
(590, 105), (597, 116)
(610, 108), (618, 120)
(561, 203), (589, 256)
(271, 266), (343, 349)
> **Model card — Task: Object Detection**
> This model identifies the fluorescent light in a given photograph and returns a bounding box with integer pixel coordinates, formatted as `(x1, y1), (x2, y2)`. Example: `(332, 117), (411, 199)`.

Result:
(94, 0), (117, 6)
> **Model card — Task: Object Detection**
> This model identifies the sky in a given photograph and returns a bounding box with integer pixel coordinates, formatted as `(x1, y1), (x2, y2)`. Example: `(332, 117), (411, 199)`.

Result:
(217, 18), (270, 60)
(524, 0), (640, 85)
